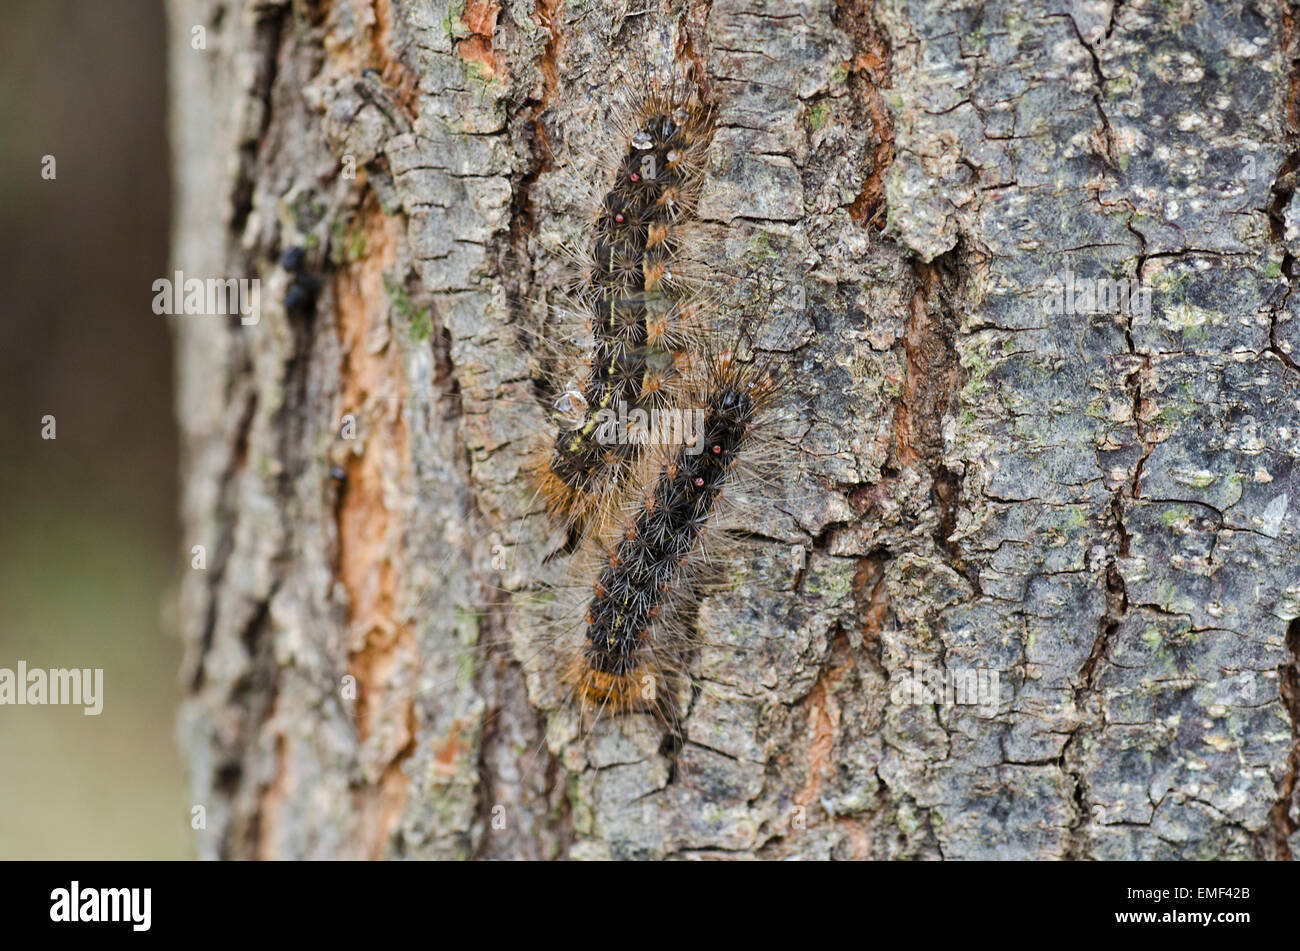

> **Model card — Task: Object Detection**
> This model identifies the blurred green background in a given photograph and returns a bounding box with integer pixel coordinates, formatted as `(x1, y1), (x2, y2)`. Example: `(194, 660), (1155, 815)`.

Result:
(0, 0), (188, 858)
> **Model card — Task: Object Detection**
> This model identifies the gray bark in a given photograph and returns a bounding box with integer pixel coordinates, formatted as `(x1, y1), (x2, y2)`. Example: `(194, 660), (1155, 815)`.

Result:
(169, 0), (1300, 859)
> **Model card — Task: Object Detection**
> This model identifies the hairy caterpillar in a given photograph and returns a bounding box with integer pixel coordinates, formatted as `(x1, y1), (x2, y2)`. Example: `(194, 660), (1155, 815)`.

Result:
(411, 332), (789, 728)
(530, 79), (714, 536)
(379, 347), (792, 801)
(392, 71), (797, 761)
(566, 345), (780, 720)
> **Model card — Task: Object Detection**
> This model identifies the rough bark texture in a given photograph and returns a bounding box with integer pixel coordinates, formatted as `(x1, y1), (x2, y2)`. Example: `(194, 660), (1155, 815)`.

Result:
(170, 0), (1300, 859)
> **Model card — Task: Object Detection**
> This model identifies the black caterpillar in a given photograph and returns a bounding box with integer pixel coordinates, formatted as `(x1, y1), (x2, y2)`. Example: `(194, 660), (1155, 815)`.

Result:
(535, 87), (712, 531)
(571, 351), (776, 713)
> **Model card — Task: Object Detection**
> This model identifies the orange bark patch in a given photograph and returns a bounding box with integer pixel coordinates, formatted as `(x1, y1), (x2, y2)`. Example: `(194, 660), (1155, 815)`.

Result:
(432, 722), (470, 777)
(793, 634), (854, 836)
(457, 0), (502, 80)
(334, 201), (418, 856)
(837, 0), (895, 228)
(853, 554), (890, 653)
(371, 0), (421, 119)
(321, 0), (419, 119)
(891, 262), (959, 470)
(534, 0), (563, 102)
(1283, 0), (1300, 136)
(891, 283), (929, 469)
(835, 816), (872, 860)
(676, 0), (713, 102)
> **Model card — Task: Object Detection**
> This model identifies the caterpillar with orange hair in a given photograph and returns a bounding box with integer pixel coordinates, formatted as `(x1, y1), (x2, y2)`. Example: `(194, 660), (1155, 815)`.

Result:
(531, 78), (714, 538)
(501, 69), (795, 735)
(564, 346), (780, 720)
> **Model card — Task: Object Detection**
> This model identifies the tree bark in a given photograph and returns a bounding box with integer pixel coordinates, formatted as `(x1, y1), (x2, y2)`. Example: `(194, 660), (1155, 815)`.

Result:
(169, 0), (1300, 859)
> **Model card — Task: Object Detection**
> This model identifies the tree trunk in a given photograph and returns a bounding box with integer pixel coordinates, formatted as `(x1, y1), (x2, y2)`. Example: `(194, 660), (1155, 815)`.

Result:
(169, 0), (1300, 860)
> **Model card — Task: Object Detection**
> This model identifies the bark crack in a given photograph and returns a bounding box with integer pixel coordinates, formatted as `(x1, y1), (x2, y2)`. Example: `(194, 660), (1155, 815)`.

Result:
(1063, 12), (1118, 169)
(834, 0), (895, 228)
(1267, 151), (1300, 378)
(1064, 211), (1152, 858)
(230, 5), (288, 238)
(1260, 0), (1300, 860)
(1270, 618), (1300, 858)
(1269, 2), (1300, 380)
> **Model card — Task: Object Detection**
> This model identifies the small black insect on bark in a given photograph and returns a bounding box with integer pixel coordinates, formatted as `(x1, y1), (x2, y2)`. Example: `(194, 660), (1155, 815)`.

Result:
(280, 244), (321, 318)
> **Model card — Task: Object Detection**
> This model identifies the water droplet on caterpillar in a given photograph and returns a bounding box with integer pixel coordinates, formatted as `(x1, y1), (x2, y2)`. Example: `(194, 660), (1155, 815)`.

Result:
(553, 386), (588, 428)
